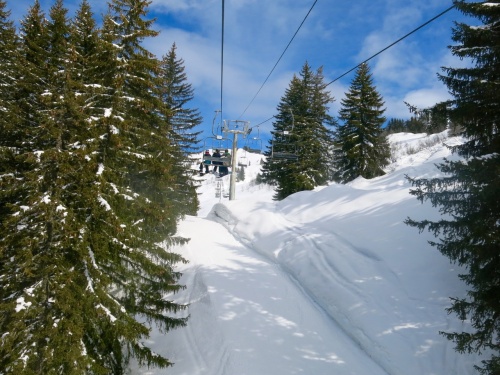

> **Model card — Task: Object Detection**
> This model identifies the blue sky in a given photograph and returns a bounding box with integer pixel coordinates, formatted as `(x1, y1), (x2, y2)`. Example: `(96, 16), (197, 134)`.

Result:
(7, 0), (471, 143)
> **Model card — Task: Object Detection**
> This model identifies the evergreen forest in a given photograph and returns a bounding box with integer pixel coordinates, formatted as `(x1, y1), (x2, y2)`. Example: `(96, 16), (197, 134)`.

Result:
(0, 0), (499, 374)
(0, 0), (201, 372)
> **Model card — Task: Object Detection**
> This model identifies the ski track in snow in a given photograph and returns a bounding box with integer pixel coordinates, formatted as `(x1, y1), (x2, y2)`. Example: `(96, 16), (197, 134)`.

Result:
(214, 206), (398, 374)
(130, 134), (483, 374)
(149, 216), (390, 375)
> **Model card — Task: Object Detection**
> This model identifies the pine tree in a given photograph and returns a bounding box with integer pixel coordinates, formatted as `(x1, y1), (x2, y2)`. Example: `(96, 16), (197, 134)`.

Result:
(70, 0), (104, 104)
(0, 0), (21, 221)
(333, 63), (390, 183)
(83, 0), (189, 371)
(156, 42), (201, 215)
(0, 0), (190, 373)
(261, 62), (336, 200)
(405, 101), (451, 134)
(405, 2), (500, 374)
(0, 0), (18, 128)
(236, 165), (245, 182)
(158, 43), (203, 151)
(0, 1), (100, 372)
(384, 118), (406, 134)
(13, 0), (49, 150)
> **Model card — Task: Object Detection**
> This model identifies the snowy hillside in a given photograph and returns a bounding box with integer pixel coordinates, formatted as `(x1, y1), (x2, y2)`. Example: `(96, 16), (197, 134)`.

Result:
(130, 131), (484, 375)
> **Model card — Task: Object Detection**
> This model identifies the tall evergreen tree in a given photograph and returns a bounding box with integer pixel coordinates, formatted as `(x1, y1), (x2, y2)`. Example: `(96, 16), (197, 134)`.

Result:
(156, 42), (201, 215)
(405, 101), (451, 134)
(384, 118), (406, 135)
(261, 62), (336, 200)
(69, 0), (103, 100)
(0, 0), (18, 128)
(14, 0), (49, 150)
(84, 0), (189, 371)
(405, 2), (500, 374)
(0, 0), (20, 221)
(0, 1), (100, 372)
(158, 43), (203, 151)
(333, 63), (390, 183)
(0, 0), (190, 373)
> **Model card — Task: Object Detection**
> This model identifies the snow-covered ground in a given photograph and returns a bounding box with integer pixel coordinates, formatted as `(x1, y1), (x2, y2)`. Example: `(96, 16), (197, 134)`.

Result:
(130, 131), (485, 375)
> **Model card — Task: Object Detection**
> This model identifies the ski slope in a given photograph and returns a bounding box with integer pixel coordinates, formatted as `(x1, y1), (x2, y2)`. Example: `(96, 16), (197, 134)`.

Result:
(130, 131), (485, 375)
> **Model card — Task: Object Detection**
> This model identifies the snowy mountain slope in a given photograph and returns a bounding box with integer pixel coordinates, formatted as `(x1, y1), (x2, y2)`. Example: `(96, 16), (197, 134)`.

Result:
(130, 131), (484, 375)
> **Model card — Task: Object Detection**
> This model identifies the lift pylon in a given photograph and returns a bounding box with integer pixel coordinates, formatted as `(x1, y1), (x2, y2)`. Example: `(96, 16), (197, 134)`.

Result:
(222, 120), (250, 201)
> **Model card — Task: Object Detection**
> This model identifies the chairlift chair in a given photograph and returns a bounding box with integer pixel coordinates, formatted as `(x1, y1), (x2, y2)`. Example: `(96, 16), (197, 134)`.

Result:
(202, 135), (232, 167)
(271, 130), (298, 161)
(215, 180), (222, 198)
(238, 150), (248, 167)
(245, 126), (263, 154)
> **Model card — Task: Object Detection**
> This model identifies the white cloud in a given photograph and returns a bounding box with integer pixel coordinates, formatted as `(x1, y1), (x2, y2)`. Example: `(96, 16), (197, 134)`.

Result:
(403, 86), (451, 111)
(6, 0), (471, 137)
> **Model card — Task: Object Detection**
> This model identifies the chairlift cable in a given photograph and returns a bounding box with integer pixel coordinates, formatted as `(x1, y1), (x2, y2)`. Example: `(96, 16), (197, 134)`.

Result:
(238, 0), (319, 120)
(254, 116), (275, 128)
(252, 4), (456, 128)
(220, 0), (225, 122)
(325, 4), (456, 87)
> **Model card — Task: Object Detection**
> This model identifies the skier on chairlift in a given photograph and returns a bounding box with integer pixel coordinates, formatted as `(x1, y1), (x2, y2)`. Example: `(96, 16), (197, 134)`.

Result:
(212, 149), (222, 174)
(220, 149), (230, 176)
(199, 150), (211, 175)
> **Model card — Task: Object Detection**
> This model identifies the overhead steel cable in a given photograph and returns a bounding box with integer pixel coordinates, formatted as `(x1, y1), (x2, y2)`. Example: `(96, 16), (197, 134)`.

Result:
(238, 0), (319, 120)
(325, 4), (456, 87)
(220, 0), (225, 123)
(252, 4), (457, 128)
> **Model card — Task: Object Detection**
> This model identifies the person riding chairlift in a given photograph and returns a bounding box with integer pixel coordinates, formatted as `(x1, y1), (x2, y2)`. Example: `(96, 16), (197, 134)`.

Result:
(199, 150), (211, 174)
(212, 149), (222, 173)
(220, 149), (230, 176)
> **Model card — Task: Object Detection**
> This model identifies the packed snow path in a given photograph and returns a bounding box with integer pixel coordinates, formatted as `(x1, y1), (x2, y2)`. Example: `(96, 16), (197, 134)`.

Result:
(131, 133), (483, 374)
(145, 216), (388, 375)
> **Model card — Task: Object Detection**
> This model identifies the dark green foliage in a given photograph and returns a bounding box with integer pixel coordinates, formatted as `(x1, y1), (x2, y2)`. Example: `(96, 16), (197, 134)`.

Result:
(0, 0), (18, 127)
(0, 0), (198, 373)
(405, 1), (500, 374)
(0, 0), (20, 223)
(333, 63), (390, 183)
(405, 116), (427, 133)
(261, 62), (336, 200)
(405, 101), (452, 134)
(385, 103), (455, 136)
(156, 43), (202, 216)
(236, 166), (245, 182)
(384, 116), (427, 134)
(384, 118), (406, 134)
(158, 43), (203, 152)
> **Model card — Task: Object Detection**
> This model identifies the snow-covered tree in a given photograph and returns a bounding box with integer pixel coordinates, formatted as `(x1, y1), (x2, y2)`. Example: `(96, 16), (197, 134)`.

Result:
(0, 0), (20, 197)
(333, 63), (390, 183)
(156, 42), (202, 216)
(0, 0), (191, 373)
(406, 2), (500, 374)
(158, 43), (203, 152)
(81, 0), (189, 370)
(0, 1), (101, 372)
(69, 0), (105, 106)
(0, 0), (18, 134)
(261, 62), (336, 200)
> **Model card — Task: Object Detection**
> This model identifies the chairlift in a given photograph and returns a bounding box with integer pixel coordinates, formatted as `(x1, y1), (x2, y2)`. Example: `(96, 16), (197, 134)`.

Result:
(271, 130), (299, 161)
(238, 150), (248, 167)
(215, 180), (222, 198)
(214, 179), (229, 199)
(202, 135), (232, 167)
(222, 119), (250, 134)
(245, 125), (263, 154)
(271, 110), (298, 161)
